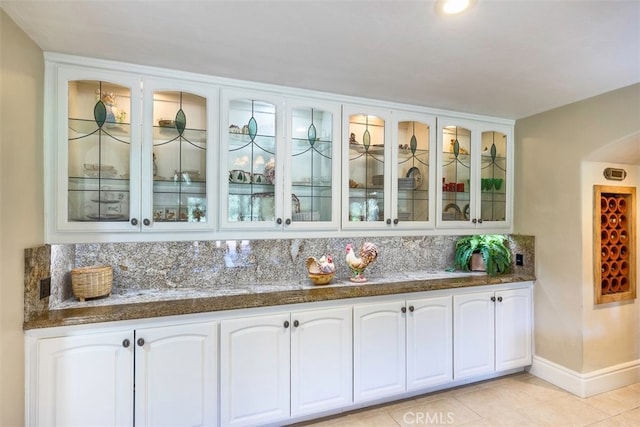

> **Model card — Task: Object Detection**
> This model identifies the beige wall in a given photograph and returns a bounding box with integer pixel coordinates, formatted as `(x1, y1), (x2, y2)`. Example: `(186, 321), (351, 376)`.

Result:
(515, 84), (640, 372)
(1, 10), (44, 426)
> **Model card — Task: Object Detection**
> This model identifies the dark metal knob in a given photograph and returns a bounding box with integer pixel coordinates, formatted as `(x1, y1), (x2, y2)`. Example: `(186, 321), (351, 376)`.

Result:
(143, 218), (151, 226)
(284, 320), (290, 328)
(497, 296), (503, 302)
(401, 306), (407, 313)
(478, 218), (483, 224)
(394, 218), (399, 224)
(285, 218), (291, 225)
(277, 218), (283, 225)
(409, 306), (414, 312)
(386, 218), (392, 225)
(137, 338), (145, 347)
(293, 320), (299, 327)
(491, 296), (496, 302)
(472, 218), (477, 224)
(130, 218), (138, 226)
(122, 339), (130, 348)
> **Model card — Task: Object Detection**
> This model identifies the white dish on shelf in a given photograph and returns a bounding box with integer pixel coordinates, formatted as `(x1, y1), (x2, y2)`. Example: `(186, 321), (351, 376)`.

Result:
(86, 214), (126, 220)
(292, 211), (319, 221)
(350, 144), (385, 155)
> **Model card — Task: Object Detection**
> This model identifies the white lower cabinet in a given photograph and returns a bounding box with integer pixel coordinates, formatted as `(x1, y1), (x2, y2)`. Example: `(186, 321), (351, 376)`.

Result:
(27, 282), (533, 427)
(134, 322), (218, 427)
(453, 286), (532, 380)
(34, 329), (135, 427)
(27, 320), (217, 427)
(220, 306), (352, 427)
(353, 295), (453, 403)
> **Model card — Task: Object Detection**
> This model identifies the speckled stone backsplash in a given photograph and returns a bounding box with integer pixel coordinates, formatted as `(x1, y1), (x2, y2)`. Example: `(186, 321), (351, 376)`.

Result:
(26, 235), (534, 315)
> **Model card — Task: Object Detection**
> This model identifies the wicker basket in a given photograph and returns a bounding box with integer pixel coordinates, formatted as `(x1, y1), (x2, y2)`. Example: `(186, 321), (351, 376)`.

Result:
(71, 265), (113, 301)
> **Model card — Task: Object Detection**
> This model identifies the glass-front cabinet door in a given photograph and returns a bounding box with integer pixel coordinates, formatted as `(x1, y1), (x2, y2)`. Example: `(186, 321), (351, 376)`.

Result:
(392, 111), (436, 228)
(142, 78), (214, 231)
(220, 90), (283, 230)
(343, 105), (392, 229)
(436, 117), (512, 229)
(479, 124), (510, 226)
(285, 98), (341, 230)
(57, 68), (142, 233)
(438, 119), (473, 227)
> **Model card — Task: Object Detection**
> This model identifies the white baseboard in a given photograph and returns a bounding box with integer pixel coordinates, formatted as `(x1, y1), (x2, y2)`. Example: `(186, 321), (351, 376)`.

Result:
(528, 354), (640, 397)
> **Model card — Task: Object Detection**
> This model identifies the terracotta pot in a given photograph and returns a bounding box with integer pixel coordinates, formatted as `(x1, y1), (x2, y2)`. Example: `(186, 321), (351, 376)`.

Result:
(470, 253), (486, 272)
(620, 277), (629, 291)
(617, 197), (627, 213)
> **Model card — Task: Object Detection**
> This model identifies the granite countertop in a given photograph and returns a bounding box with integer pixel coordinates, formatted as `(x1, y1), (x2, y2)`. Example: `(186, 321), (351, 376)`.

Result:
(24, 271), (535, 330)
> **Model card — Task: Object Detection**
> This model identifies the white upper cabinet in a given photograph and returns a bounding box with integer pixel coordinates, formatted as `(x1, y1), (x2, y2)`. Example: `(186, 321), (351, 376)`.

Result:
(220, 89), (341, 233)
(220, 89), (284, 231)
(342, 104), (393, 230)
(285, 98), (341, 231)
(44, 55), (514, 242)
(141, 77), (216, 232)
(391, 110), (437, 229)
(436, 117), (513, 230)
(45, 60), (217, 242)
(50, 66), (143, 236)
(343, 105), (437, 231)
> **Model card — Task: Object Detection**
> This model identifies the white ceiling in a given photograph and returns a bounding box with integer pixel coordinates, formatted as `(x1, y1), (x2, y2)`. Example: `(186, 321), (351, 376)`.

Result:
(2, 0), (639, 121)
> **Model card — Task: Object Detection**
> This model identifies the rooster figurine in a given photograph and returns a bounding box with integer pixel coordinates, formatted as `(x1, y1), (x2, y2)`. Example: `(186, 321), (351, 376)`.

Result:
(345, 242), (379, 282)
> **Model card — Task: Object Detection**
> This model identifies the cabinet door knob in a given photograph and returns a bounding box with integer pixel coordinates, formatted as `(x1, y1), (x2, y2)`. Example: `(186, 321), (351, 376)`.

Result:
(401, 306), (407, 313)
(386, 218), (392, 225)
(285, 218), (291, 225)
(491, 296), (496, 302)
(122, 339), (130, 348)
(137, 338), (145, 347)
(130, 218), (138, 226)
(393, 218), (399, 225)
(143, 218), (151, 226)
(497, 296), (503, 302)
(478, 218), (483, 224)
(293, 320), (299, 327)
(409, 305), (414, 312)
(284, 320), (290, 328)
(276, 218), (283, 225)
(472, 218), (477, 224)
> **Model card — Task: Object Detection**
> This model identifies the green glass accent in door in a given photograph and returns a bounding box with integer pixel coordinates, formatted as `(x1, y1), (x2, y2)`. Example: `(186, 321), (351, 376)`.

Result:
(175, 109), (186, 135)
(248, 116), (258, 140)
(410, 134), (417, 154)
(308, 123), (317, 145)
(94, 100), (107, 128)
(363, 129), (371, 150)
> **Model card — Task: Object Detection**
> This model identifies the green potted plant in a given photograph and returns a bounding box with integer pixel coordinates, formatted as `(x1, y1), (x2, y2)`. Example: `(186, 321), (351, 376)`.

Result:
(454, 234), (511, 276)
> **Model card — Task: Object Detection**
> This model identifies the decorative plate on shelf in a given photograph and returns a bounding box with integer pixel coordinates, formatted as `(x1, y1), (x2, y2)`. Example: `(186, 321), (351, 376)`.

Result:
(406, 167), (422, 189)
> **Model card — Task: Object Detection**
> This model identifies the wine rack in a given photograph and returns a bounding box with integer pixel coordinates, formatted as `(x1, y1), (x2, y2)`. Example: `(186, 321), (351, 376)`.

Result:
(594, 185), (636, 304)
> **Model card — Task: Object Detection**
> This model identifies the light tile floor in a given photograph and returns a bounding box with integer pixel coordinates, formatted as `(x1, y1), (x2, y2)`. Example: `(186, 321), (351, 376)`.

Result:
(292, 373), (640, 426)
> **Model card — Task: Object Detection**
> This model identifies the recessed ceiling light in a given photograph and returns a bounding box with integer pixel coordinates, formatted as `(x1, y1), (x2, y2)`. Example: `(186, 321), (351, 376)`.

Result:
(435, 0), (476, 15)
